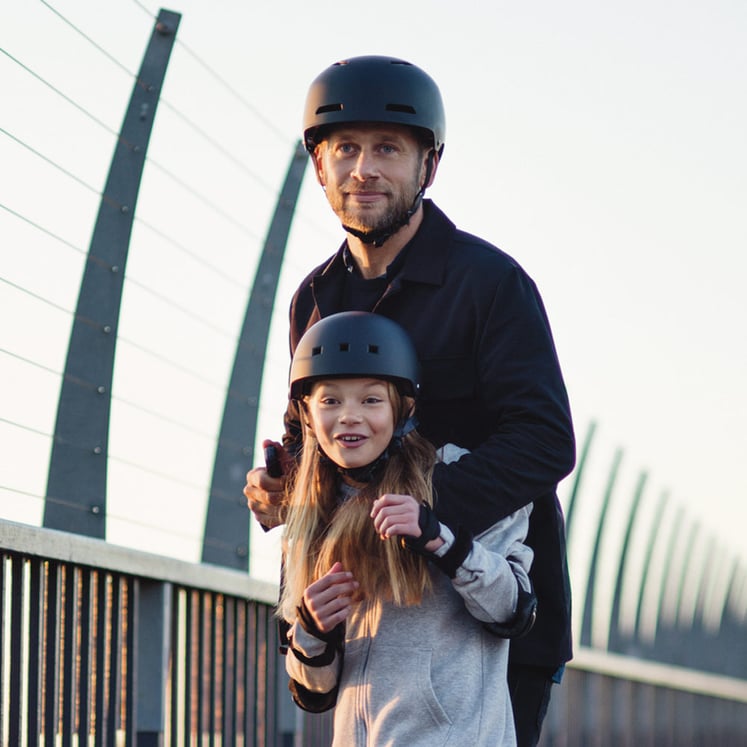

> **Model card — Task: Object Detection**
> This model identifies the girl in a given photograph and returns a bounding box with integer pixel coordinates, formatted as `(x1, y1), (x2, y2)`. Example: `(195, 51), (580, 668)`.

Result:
(280, 311), (535, 746)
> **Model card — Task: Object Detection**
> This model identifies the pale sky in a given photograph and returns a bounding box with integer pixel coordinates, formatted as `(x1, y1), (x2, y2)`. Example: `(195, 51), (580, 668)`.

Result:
(2, 1), (746, 640)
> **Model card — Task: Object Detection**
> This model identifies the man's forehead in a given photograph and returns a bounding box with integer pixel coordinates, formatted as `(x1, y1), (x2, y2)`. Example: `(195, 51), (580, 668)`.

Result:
(325, 123), (419, 143)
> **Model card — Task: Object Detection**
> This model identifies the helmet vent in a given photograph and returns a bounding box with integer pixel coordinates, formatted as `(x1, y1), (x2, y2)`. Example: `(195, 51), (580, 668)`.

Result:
(339, 343), (350, 352)
(311, 345), (323, 356)
(368, 344), (380, 354)
(386, 104), (416, 115)
(316, 103), (343, 114)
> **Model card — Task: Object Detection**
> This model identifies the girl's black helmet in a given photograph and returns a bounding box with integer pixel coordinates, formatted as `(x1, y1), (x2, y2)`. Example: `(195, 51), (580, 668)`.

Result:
(289, 312), (420, 400)
(303, 56), (445, 157)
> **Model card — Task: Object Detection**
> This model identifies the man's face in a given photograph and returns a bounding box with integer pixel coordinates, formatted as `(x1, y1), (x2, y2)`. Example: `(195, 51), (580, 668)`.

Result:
(314, 124), (429, 235)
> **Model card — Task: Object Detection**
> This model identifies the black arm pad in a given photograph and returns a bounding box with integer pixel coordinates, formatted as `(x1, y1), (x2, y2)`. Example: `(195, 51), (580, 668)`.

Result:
(482, 586), (537, 639)
(287, 599), (344, 667)
(288, 679), (339, 713)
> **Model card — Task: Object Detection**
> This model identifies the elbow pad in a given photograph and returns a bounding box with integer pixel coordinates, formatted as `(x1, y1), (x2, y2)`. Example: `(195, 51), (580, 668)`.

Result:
(288, 679), (339, 713)
(482, 587), (537, 639)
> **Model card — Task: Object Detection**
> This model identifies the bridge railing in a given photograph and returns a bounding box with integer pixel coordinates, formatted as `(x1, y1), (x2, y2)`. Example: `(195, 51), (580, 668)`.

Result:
(0, 519), (332, 746)
(2, 517), (746, 746)
(540, 648), (747, 746)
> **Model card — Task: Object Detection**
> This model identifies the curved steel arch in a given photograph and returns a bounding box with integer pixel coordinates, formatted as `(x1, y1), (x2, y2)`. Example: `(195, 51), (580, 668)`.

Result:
(607, 469), (647, 652)
(201, 141), (308, 569)
(580, 447), (622, 648)
(43, 10), (181, 537)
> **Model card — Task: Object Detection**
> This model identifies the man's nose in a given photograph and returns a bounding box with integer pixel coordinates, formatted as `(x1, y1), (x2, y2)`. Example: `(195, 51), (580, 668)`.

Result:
(351, 150), (378, 181)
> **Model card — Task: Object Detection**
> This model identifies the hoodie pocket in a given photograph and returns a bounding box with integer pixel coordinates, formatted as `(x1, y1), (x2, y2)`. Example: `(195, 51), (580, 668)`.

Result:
(364, 645), (453, 744)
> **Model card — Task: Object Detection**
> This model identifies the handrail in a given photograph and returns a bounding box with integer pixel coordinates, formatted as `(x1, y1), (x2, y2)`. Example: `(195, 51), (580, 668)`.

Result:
(0, 518), (277, 604)
(572, 646), (747, 703)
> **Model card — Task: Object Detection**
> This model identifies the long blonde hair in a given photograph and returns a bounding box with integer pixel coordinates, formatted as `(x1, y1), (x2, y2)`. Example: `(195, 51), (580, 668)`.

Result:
(278, 384), (436, 622)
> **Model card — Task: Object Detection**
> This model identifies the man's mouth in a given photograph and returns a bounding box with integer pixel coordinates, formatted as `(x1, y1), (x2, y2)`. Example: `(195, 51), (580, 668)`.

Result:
(347, 192), (384, 203)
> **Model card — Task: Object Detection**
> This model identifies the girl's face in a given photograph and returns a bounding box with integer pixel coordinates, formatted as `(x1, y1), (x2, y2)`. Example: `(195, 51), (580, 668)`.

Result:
(306, 378), (395, 470)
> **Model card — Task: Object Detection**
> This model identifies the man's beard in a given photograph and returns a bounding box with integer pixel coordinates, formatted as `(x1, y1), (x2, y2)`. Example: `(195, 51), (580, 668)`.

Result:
(331, 177), (421, 239)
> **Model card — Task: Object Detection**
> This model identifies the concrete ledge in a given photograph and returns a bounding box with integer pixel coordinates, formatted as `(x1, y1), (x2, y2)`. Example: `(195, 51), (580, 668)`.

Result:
(0, 518), (278, 605)
(572, 646), (747, 703)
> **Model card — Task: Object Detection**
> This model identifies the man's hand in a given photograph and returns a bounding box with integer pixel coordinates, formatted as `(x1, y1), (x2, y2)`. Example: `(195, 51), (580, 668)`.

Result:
(244, 439), (290, 529)
(303, 562), (359, 634)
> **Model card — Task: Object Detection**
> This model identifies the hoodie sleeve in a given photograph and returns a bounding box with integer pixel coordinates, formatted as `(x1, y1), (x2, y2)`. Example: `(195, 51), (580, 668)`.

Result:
(434, 444), (534, 625)
(447, 506), (533, 624)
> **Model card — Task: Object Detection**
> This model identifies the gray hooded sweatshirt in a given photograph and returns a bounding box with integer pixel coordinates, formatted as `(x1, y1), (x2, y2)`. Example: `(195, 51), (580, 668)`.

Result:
(285, 446), (533, 746)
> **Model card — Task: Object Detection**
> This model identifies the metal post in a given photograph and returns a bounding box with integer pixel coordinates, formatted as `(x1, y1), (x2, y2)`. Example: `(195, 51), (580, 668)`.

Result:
(44, 9), (181, 536)
(631, 491), (669, 650)
(133, 580), (173, 747)
(651, 505), (685, 647)
(563, 420), (596, 544)
(202, 141), (308, 569)
(607, 470), (647, 652)
(580, 447), (622, 648)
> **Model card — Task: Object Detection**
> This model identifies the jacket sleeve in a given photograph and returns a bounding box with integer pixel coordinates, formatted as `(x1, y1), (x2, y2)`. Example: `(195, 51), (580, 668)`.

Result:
(431, 445), (535, 629)
(430, 264), (575, 534)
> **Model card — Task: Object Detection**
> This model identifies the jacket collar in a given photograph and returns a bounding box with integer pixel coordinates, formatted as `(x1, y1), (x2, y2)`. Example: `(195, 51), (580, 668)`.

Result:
(310, 200), (457, 316)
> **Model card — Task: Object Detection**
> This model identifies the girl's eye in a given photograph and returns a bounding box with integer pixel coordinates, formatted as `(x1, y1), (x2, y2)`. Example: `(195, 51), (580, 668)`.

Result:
(363, 397), (383, 405)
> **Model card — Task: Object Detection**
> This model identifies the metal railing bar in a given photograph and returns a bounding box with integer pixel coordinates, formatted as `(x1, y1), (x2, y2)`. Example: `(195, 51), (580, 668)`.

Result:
(77, 568), (94, 746)
(93, 574), (108, 747)
(573, 646), (747, 703)
(0, 521), (277, 605)
(44, 563), (62, 747)
(105, 576), (123, 747)
(61, 565), (77, 747)
(27, 557), (44, 747)
(9, 558), (24, 745)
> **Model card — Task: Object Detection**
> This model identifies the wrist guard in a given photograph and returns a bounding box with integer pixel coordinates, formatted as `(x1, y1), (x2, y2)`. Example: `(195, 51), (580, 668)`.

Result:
(402, 503), (441, 553)
(403, 504), (474, 579)
(296, 598), (344, 645)
(428, 524), (473, 578)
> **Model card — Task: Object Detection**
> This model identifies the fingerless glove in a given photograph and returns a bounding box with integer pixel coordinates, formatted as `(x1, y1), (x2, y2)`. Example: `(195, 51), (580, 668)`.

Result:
(403, 503), (473, 578)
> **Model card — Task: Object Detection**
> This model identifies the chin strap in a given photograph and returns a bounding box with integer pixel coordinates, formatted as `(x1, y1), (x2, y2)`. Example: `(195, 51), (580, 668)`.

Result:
(342, 192), (423, 248)
(341, 151), (436, 248)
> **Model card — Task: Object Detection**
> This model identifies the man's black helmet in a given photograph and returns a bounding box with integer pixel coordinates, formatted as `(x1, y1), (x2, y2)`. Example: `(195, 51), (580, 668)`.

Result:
(289, 312), (420, 400)
(303, 55), (445, 157)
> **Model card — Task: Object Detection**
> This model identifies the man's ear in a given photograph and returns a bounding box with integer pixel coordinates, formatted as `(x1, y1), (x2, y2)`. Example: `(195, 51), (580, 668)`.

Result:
(423, 150), (440, 189)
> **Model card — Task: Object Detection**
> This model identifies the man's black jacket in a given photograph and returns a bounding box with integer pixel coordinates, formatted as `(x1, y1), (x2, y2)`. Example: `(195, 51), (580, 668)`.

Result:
(285, 200), (575, 669)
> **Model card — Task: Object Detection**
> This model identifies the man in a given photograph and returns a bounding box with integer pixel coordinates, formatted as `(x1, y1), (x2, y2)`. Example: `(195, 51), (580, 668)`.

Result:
(245, 55), (575, 747)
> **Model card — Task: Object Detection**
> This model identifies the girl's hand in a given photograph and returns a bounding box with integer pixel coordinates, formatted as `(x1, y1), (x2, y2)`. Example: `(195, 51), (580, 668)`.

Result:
(303, 562), (358, 633)
(370, 493), (422, 540)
